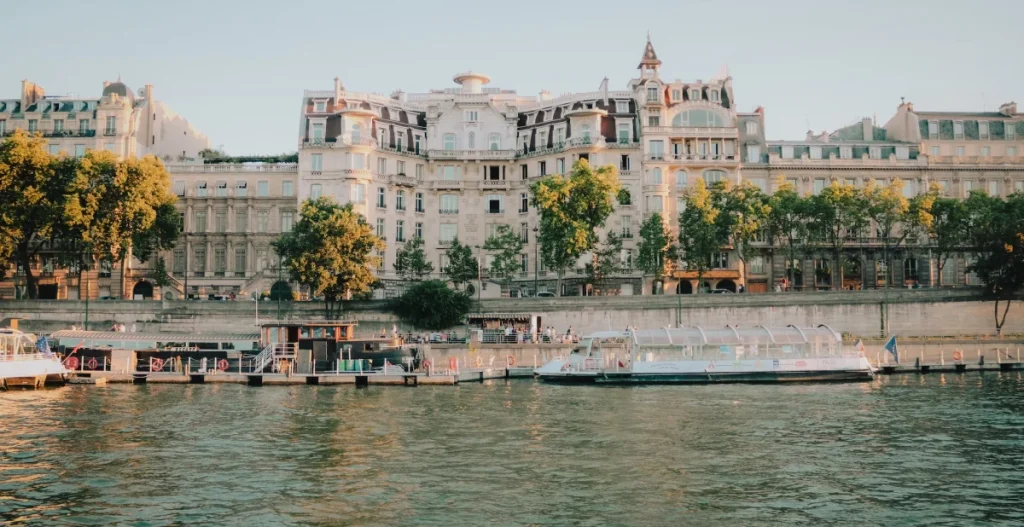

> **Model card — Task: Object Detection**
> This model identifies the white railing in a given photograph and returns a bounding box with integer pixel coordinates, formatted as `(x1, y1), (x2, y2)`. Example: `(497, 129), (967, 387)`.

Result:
(167, 163), (298, 173)
(250, 343), (276, 373)
(0, 352), (51, 362)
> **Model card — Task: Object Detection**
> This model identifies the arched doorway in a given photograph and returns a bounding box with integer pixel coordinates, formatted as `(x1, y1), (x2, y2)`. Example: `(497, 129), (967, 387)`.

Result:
(717, 279), (737, 292)
(270, 281), (292, 301)
(132, 281), (154, 300)
(676, 280), (693, 294)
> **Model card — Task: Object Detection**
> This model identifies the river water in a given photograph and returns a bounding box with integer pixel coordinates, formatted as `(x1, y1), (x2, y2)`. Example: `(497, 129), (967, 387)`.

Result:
(2, 374), (1023, 526)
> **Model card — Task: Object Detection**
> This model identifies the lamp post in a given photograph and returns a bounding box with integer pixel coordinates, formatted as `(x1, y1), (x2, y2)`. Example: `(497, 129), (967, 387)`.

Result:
(474, 246), (482, 310)
(183, 232), (189, 301)
(253, 295), (260, 328)
(532, 226), (539, 296)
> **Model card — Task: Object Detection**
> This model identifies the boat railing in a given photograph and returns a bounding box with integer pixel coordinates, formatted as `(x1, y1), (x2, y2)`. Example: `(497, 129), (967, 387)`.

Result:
(0, 352), (57, 362)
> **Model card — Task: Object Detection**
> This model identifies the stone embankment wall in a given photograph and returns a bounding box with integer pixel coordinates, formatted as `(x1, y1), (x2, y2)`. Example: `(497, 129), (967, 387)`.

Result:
(1, 289), (1021, 339)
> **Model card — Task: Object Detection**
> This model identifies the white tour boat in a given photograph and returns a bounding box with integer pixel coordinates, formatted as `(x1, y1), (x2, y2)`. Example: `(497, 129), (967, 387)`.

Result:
(0, 327), (68, 389)
(535, 325), (873, 384)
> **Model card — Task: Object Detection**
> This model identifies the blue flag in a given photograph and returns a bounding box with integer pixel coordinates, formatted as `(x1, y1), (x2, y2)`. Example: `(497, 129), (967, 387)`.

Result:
(883, 335), (899, 363)
(36, 336), (53, 357)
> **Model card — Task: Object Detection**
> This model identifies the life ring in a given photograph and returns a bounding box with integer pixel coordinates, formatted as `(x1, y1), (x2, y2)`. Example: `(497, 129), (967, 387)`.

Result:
(448, 356), (458, 370)
(507, 355), (516, 367)
(952, 350), (963, 362)
(217, 359), (229, 371)
(151, 358), (165, 372)
(65, 356), (80, 370)
(422, 360), (432, 371)
(86, 357), (98, 370)
(474, 356), (482, 368)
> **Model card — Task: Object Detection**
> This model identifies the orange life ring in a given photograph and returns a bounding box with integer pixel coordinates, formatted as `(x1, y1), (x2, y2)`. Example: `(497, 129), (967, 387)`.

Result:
(507, 355), (516, 367)
(952, 350), (963, 362)
(217, 359), (229, 371)
(65, 356), (79, 370)
(422, 360), (432, 370)
(86, 357), (98, 370)
(448, 356), (458, 370)
(151, 358), (164, 371)
(474, 356), (482, 368)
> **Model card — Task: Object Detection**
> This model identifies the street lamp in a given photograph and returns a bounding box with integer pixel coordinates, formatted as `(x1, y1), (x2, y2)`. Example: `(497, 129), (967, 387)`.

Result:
(252, 294), (260, 328)
(532, 226), (539, 296)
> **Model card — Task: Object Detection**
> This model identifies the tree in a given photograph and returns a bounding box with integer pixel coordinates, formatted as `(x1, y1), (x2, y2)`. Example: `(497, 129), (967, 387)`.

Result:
(636, 213), (672, 293)
(587, 231), (623, 293)
(863, 179), (934, 288)
(393, 236), (434, 281)
(444, 237), (478, 291)
(390, 280), (472, 330)
(966, 193), (1024, 336)
(483, 224), (523, 294)
(531, 159), (619, 296)
(273, 197), (384, 319)
(928, 192), (970, 287)
(764, 178), (809, 291)
(807, 182), (869, 290)
(677, 178), (727, 294)
(150, 256), (173, 288)
(718, 180), (770, 285)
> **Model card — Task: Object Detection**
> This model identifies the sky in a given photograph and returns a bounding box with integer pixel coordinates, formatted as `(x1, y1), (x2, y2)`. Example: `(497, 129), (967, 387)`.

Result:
(4, 0), (1021, 155)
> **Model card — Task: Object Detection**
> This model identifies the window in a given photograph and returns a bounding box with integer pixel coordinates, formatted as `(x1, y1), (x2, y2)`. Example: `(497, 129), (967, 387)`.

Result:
(671, 89), (681, 101)
(649, 140), (664, 160)
(931, 146), (940, 156)
(314, 100), (326, 112)
(196, 181), (208, 197)
(521, 165), (528, 180)
(194, 211), (207, 232)
(440, 224), (458, 244)
(173, 180), (186, 196)
(234, 248), (246, 276)
(616, 100), (629, 113)
(745, 121), (758, 135)
(352, 153), (366, 169)
(903, 180), (917, 198)
(415, 192), (424, 213)
(415, 164), (424, 179)
(215, 181), (227, 197)
(414, 135), (421, 153)
(376, 218), (385, 238)
(191, 248), (206, 274)
(350, 123), (362, 143)
(781, 146), (794, 159)
(230, 180), (246, 198)
(310, 184), (322, 199)
(377, 187), (386, 208)
(964, 180), (975, 193)
(311, 122), (324, 142)
(711, 252), (729, 269)
(1008, 146), (1018, 157)
(538, 130), (548, 149)
(104, 116), (117, 135)
(749, 178), (767, 192)
(840, 146), (852, 159)
(956, 146), (965, 156)
(257, 180), (269, 197)
(813, 179), (826, 195)
(443, 134), (456, 150)
(648, 168), (663, 184)
(555, 127), (565, 144)
(520, 222), (529, 243)
(257, 210), (269, 232)
(646, 84), (659, 102)
(74, 144), (86, 157)
(396, 132), (404, 151)
(311, 153), (323, 172)
(690, 89), (700, 100)
(281, 212), (294, 232)
(746, 145), (761, 162)
(648, 109), (660, 127)
(396, 190), (405, 211)
(1016, 180), (1024, 192)
(980, 146), (990, 156)
(442, 166), (458, 180)
(396, 220), (405, 242)
(621, 215), (632, 238)
(953, 121), (964, 139)
(376, 157), (386, 174)
(645, 195), (663, 213)
(557, 158), (566, 173)
(676, 170), (688, 189)
(415, 222), (423, 239)
(378, 128), (388, 148)
(236, 209), (248, 232)
(869, 146), (881, 159)
(214, 248), (227, 275)
(52, 119), (64, 133)
(465, 111), (478, 122)
(215, 211), (227, 232)
(489, 134), (500, 151)
(1007, 122), (1016, 139)
(928, 120), (939, 139)
(810, 146), (822, 159)
(703, 170), (726, 184)
(0, 120), (5, 135)
(617, 122), (630, 144)
(468, 131), (476, 149)
(750, 256), (765, 274)
(979, 121), (989, 139)
(539, 161), (547, 176)
(988, 180), (999, 196)
(173, 249), (185, 276)
(895, 146), (909, 160)
(440, 194), (458, 214)
(709, 90), (719, 102)
(282, 180), (294, 197)
(487, 194), (503, 214)
(671, 109), (729, 128)
(520, 193), (528, 213)
(352, 183), (365, 203)
(521, 254), (529, 274)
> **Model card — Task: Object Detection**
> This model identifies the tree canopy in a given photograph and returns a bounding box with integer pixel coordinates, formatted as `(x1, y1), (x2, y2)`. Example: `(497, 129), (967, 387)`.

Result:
(636, 213), (672, 286)
(390, 279), (472, 330)
(393, 236), (434, 281)
(483, 224), (523, 291)
(444, 237), (478, 290)
(677, 178), (728, 293)
(965, 191), (1024, 336)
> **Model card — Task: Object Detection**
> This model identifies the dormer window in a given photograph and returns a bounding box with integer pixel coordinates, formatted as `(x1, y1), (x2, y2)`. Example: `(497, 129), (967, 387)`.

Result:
(530, 113), (538, 125)
(465, 110), (478, 122)
(690, 89), (700, 100)
(953, 121), (964, 139)
(314, 100), (326, 113)
(709, 90), (719, 102)
(443, 133), (456, 151)
(646, 83), (659, 102)
(672, 89), (681, 101)
(216, 181), (228, 197)
(236, 181), (248, 197)
(979, 121), (989, 139)
(544, 110), (553, 121)
(616, 100), (629, 113)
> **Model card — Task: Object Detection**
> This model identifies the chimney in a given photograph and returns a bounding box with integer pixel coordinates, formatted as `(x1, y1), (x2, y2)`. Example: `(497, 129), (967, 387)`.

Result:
(144, 84), (153, 101)
(539, 90), (552, 101)
(21, 79), (44, 108)
(999, 101), (1017, 116)
(862, 117), (873, 141)
(334, 77), (341, 101)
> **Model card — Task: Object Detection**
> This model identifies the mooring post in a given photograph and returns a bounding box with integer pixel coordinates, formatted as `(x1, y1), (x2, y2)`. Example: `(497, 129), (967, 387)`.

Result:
(940, 350), (945, 366)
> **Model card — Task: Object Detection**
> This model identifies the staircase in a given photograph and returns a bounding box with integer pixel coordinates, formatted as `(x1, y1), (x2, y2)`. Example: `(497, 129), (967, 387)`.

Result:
(250, 342), (298, 373)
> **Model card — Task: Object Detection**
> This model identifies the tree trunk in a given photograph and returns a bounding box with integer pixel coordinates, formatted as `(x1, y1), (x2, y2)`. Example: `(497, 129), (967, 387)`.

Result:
(17, 245), (37, 299)
(995, 297), (1011, 337)
(556, 269), (564, 297)
(120, 254), (128, 299)
(832, 248), (842, 291)
(767, 249), (775, 293)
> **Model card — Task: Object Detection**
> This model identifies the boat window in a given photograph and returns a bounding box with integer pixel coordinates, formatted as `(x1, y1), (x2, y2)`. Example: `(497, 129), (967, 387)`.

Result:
(221, 342), (236, 350)
(313, 327), (324, 338)
(300, 328), (311, 339)
(324, 327), (336, 339)
(269, 328), (279, 343)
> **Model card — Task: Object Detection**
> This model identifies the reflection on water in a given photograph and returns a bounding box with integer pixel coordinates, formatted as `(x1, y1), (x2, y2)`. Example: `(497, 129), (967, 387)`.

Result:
(2, 374), (1023, 526)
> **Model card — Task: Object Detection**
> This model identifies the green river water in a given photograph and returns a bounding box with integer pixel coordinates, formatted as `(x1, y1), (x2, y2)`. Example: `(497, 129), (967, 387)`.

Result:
(1, 374), (1022, 526)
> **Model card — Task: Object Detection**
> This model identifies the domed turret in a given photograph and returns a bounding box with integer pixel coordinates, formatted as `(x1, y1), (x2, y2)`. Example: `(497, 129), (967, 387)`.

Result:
(452, 71), (491, 94)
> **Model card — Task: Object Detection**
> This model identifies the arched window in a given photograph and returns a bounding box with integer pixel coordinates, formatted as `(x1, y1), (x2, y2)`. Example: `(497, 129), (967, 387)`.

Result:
(648, 168), (663, 184)
(489, 134), (500, 150)
(676, 170), (688, 189)
(703, 169), (727, 185)
(351, 123), (361, 143)
(672, 109), (731, 128)
(581, 124), (592, 140)
(468, 131), (476, 149)
(443, 133), (456, 151)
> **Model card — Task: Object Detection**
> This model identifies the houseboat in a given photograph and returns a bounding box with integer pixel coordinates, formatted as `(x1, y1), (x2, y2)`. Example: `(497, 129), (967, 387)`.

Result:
(535, 325), (873, 383)
(257, 321), (415, 373)
(49, 329), (260, 372)
(1, 327), (68, 389)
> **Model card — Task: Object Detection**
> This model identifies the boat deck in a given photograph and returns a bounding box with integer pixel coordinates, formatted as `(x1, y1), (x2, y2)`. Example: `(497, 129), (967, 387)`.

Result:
(66, 367), (537, 387)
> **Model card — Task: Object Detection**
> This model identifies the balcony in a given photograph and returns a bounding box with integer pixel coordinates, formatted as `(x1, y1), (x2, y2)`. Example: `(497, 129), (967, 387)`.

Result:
(300, 137), (339, 149)
(379, 143), (427, 158)
(432, 180), (463, 190)
(427, 149), (516, 160)
(644, 126), (739, 139)
(439, 208), (459, 215)
(565, 136), (605, 148)
(482, 179), (509, 189)
(103, 129), (117, 136)
(485, 208), (505, 215)
(395, 205), (406, 212)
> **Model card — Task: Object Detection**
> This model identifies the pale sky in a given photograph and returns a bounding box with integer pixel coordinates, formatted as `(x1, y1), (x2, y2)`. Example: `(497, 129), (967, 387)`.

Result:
(4, 0), (1021, 155)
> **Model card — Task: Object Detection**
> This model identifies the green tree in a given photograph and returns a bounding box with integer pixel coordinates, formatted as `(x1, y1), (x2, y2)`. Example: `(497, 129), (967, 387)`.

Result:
(273, 197), (384, 319)
(636, 213), (672, 293)
(807, 182), (869, 290)
(764, 178), (809, 291)
(531, 159), (619, 296)
(443, 237), (478, 290)
(863, 179), (934, 288)
(393, 236), (434, 281)
(483, 224), (523, 293)
(390, 280), (472, 330)
(966, 192), (1024, 336)
(928, 190), (970, 287)
(586, 230), (623, 292)
(677, 178), (727, 294)
(150, 256), (173, 288)
(719, 180), (770, 284)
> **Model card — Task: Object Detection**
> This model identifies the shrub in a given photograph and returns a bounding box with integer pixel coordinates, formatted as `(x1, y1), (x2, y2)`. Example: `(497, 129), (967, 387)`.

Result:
(390, 280), (471, 330)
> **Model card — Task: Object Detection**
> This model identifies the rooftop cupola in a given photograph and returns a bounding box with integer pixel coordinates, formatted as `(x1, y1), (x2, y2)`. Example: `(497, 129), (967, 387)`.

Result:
(453, 71), (491, 94)
(637, 35), (662, 78)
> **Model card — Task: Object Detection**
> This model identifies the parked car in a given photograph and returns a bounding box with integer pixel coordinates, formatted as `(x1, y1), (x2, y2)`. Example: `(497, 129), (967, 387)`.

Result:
(708, 289), (733, 294)
(536, 291), (555, 298)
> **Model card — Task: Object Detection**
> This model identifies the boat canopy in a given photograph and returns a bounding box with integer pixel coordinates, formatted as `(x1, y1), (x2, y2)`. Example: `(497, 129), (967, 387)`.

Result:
(623, 325), (841, 347)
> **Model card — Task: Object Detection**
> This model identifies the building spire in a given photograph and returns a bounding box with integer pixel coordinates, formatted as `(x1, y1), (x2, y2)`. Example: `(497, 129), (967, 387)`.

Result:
(638, 34), (662, 71)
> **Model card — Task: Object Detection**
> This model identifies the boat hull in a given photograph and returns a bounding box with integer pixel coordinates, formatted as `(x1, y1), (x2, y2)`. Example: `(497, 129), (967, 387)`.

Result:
(536, 357), (873, 384)
(0, 359), (68, 389)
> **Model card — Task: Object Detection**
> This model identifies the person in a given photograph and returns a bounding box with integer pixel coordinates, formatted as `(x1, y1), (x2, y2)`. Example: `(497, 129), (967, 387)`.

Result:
(392, 324), (397, 337)
(738, 284), (746, 294)
(131, 323), (137, 333)
(566, 326), (572, 337)
(774, 283), (782, 293)
(380, 328), (387, 338)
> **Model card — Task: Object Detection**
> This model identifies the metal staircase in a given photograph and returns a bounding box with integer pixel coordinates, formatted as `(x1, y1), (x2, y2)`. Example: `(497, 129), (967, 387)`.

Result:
(250, 343), (298, 373)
